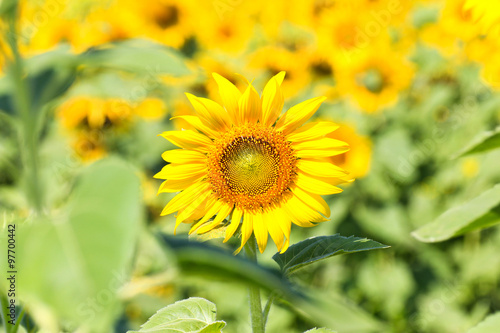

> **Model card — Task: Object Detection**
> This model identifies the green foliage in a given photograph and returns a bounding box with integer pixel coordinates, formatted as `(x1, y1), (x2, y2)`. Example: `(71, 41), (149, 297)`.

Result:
(128, 297), (225, 333)
(304, 328), (336, 333)
(412, 184), (500, 242)
(157, 235), (300, 299)
(16, 158), (142, 331)
(455, 127), (500, 158)
(272, 235), (389, 275)
(467, 313), (500, 333)
(81, 39), (190, 76)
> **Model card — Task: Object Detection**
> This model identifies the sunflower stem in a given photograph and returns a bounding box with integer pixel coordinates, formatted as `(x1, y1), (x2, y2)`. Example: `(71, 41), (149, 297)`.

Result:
(244, 236), (265, 333)
(5, 3), (44, 215)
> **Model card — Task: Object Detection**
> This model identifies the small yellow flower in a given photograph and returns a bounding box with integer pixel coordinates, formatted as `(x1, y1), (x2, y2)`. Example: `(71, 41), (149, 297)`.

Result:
(463, 0), (500, 34)
(156, 72), (351, 254)
(335, 43), (414, 113)
(247, 46), (310, 97)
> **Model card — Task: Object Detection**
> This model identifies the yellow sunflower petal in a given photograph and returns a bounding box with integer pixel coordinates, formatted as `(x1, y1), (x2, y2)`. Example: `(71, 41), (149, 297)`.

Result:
(261, 71), (285, 126)
(170, 115), (221, 139)
(283, 195), (328, 227)
(274, 207), (291, 252)
(224, 207), (243, 242)
(253, 212), (269, 253)
(188, 198), (225, 234)
(161, 149), (206, 164)
(292, 186), (331, 218)
(197, 203), (234, 234)
(296, 172), (343, 196)
(297, 160), (348, 178)
(275, 96), (327, 135)
(154, 163), (206, 180)
(175, 191), (213, 226)
(159, 130), (212, 150)
(212, 73), (241, 124)
(161, 182), (210, 216)
(235, 213), (254, 254)
(287, 121), (340, 142)
(264, 209), (285, 252)
(293, 138), (349, 151)
(158, 174), (205, 193)
(238, 83), (261, 123)
(186, 93), (231, 130)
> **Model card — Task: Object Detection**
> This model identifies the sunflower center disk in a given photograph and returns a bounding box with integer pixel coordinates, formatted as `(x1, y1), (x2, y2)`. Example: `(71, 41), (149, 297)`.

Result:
(225, 139), (278, 195)
(207, 125), (296, 211)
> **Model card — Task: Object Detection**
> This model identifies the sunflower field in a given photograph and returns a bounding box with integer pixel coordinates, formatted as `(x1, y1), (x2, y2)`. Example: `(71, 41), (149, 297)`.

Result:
(1, 0), (500, 332)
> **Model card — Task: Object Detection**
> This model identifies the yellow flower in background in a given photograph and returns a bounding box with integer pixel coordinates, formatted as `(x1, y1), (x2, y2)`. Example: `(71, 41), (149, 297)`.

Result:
(134, 0), (197, 49)
(58, 96), (166, 129)
(248, 46), (310, 97)
(464, 0), (500, 34)
(156, 72), (351, 253)
(466, 37), (500, 89)
(58, 97), (132, 129)
(72, 131), (107, 162)
(195, 10), (254, 54)
(327, 123), (372, 179)
(336, 43), (414, 113)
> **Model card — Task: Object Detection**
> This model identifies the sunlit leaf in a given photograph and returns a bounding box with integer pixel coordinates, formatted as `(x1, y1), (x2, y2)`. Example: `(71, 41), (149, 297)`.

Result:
(455, 127), (500, 158)
(467, 312), (500, 333)
(412, 184), (500, 242)
(272, 235), (390, 275)
(128, 297), (225, 333)
(16, 158), (142, 330)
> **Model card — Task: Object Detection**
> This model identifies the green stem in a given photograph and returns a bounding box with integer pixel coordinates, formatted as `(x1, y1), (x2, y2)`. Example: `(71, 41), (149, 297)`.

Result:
(244, 237), (265, 333)
(262, 292), (276, 327)
(5, 3), (44, 214)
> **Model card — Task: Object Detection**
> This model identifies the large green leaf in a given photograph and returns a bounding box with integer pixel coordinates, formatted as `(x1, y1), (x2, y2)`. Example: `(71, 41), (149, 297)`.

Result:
(272, 235), (390, 275)
(128, 297), (225, 333)
(157, 235), (301, 300)
(81, 39), (190, 76)
(286, 287), (386, 333)
(455, 127), (500, 158)
(467, 312), (500, 333)
(16, 158), (142, 331)
(304, 328), (337, 333)
(412, 184), (500, 242)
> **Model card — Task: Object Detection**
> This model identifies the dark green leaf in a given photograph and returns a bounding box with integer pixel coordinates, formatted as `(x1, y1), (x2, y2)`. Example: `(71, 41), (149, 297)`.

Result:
(455, 127), (500, 158)
(157, 235), (302, 300)
(272, 235), (390, 275)
(412, 184), (500, 242)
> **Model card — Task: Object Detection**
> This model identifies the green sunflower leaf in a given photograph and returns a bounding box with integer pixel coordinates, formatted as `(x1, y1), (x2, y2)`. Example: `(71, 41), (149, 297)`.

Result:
(467, 312), (500, 333)
(412, 184), (500, 242)
(454, 126), (500, 158)
(15, 158), (142, 331)
(272, 235), (390, 275)
(81, 39), (190, 76)
(304, 328), (337, 333)
(128, 297), (225, 333)
(157, 235), (301, 299)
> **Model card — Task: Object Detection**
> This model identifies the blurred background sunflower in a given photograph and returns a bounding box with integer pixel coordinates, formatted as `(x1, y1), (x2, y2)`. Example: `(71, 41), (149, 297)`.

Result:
(1, 0), (500, 332)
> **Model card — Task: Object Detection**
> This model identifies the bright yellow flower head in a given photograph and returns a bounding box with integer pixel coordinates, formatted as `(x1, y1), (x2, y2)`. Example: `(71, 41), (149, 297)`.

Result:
(156, 73), (352, 254)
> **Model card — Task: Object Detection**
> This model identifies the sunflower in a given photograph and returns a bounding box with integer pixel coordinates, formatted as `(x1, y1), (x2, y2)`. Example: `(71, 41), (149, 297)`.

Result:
(156, 72), (351, 254)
